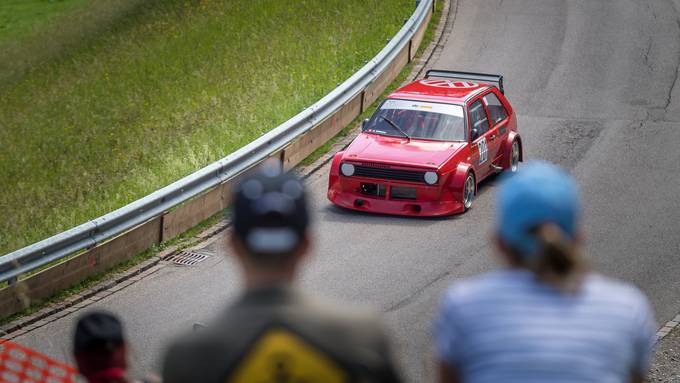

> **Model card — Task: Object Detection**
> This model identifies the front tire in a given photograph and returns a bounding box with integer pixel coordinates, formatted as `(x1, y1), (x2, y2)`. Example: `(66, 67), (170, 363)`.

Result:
(463, 172), (475, 211)
(509, 140), (520, 172)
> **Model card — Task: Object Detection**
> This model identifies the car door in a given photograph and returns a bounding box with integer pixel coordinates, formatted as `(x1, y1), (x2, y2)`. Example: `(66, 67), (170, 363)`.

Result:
(481, 90), (510, 165)
(467, 98), (493, 178)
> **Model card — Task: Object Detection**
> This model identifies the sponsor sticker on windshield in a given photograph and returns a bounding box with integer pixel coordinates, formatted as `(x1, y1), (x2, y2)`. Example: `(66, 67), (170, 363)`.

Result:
(381, 99), (464, 117)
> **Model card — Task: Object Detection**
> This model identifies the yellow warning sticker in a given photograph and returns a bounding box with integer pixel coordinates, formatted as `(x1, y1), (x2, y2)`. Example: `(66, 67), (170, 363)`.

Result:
(227, 329), (347, 383)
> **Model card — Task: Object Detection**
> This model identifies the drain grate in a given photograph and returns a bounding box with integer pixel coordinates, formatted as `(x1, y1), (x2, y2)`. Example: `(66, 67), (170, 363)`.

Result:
(168, 250), (211, 266)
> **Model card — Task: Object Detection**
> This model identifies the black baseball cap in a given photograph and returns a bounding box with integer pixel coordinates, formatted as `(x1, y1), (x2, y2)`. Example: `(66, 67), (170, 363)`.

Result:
(232, 161), (309, 254)
(73, 310), (124, 354)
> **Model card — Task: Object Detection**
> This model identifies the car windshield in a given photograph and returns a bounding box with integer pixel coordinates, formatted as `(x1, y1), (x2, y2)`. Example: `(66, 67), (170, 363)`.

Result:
(364, 99), (466, 141)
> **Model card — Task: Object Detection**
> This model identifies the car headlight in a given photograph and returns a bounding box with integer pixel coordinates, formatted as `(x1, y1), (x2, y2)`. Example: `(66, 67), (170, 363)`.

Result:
(340, 163), (355, 176)
(424, 171), (438, 185)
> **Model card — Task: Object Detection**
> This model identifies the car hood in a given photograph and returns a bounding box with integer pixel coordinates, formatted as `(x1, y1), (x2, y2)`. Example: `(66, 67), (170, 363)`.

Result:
(343, 133), (466, 168)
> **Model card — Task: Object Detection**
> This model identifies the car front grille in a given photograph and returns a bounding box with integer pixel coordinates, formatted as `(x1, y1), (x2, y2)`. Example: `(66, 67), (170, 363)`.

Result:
(391, 186), (417, 200)
(353, 164), (426, 184)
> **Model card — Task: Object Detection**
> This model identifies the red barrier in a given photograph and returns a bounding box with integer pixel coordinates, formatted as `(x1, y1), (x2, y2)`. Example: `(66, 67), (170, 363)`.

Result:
(0, 340), (78, 383)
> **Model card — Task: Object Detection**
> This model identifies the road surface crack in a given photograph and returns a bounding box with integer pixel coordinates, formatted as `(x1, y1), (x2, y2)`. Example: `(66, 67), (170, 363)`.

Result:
(664, 19), (680, 114)
(643, 38), (653, 70)
(665, 62), (679, 114)
(386, 270), (450, 313)
(646, 1), (657, 21)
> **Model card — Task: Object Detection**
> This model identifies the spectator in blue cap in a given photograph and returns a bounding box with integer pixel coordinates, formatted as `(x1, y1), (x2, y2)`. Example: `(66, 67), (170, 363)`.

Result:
(434, 161), (656, 383)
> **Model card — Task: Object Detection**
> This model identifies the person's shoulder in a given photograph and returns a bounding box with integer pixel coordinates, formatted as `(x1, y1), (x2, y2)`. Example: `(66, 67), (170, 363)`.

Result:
(288, 292), (401, 381)
(441, 269), (529, 305)
(232, 287), (383, 327)
(163, 329), (216, 364)
(162, 332), (202, 382)
(299, 291), (384, 329)
(583, 273), (651, 309)
(162, 327), (236, 383)
(230, 288), (389, 344)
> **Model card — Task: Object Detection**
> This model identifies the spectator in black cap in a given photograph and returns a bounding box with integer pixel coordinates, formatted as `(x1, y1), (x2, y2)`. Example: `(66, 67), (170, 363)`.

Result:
(73, 311), (129, 383)
(162, 160), (402, 383)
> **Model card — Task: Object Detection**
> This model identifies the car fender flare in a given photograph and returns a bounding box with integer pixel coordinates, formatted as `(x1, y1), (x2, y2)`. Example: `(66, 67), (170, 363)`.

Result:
(449, 162), (476, 200)
(328, 151), (345, 187)
(330, 151), (344, 175)
(502, 131), (523, 168)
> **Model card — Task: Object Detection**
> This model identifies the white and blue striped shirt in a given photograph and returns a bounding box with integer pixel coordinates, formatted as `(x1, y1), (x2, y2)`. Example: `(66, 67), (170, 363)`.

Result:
(435, 269), (656, 383)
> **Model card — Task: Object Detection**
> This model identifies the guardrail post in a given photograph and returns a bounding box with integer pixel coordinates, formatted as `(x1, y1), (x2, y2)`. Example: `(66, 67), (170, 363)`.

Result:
(408, 39), (413, 63)
(159, 212), (166, 244)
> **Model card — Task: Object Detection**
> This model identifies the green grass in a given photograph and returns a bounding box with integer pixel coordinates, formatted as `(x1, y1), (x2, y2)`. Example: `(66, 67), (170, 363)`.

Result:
(300, 0), (444, 167)
(0, 0), (89, 42)
(0, 0), (415, 256)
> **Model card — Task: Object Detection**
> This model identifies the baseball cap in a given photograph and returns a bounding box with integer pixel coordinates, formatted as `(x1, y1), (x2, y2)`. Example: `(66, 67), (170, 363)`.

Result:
(232, 160), (309, 254)
(497, 161), (581, 257)
(73, 311), (124, 354)
(73, 311), (127, 380)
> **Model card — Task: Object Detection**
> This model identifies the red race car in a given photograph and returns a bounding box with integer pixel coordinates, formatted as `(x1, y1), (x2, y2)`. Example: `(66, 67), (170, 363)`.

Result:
(327, 69), (522, 216)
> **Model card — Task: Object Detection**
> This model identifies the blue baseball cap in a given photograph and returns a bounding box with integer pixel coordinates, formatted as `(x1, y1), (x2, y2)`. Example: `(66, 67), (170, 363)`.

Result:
(497, 161), (581, 257)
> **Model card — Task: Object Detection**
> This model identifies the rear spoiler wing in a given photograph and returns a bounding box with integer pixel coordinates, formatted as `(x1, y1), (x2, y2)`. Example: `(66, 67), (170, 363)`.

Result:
(425, 69), (504, 94)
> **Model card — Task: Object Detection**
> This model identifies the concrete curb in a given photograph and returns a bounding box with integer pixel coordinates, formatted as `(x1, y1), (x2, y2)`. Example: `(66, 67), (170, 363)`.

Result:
(0, 251), (168, 339)
(656, 313), (680, 342)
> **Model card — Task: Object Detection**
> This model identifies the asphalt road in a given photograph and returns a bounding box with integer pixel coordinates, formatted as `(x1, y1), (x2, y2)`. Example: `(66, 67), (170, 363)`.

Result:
(14, 0), (680, 382)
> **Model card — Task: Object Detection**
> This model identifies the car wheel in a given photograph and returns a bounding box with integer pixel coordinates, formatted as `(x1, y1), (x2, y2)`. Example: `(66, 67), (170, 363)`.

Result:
(509, 140), (520, 172)
(463, 172), (475, 211)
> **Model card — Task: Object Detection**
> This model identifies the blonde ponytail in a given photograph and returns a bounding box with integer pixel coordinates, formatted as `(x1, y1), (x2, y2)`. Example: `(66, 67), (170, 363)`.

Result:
(528, 224), (586, 293)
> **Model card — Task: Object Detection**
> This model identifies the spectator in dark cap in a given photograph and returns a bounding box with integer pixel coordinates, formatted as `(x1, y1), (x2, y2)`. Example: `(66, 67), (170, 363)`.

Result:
(162, 160), (402, 383)
(73, 311), (129, 383)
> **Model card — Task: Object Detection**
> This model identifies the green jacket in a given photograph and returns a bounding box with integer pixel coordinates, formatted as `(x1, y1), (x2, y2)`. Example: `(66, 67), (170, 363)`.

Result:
(162, 286), (402, 383)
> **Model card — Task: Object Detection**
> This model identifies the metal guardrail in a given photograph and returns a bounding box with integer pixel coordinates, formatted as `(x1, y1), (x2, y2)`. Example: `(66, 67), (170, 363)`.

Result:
(0, 0), (433, 284)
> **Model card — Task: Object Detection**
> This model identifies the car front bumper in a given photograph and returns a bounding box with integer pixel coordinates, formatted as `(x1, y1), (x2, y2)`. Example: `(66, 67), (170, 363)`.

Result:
(327, 176), (464, 216)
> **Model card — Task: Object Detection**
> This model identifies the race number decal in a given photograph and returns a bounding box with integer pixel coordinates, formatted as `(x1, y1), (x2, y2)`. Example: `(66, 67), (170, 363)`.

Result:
(478, 138), (488, 165)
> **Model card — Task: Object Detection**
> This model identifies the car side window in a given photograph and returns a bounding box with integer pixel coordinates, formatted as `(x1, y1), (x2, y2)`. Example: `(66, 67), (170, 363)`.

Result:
(482, 92), (508, 125)
(468, 100), (489, 140)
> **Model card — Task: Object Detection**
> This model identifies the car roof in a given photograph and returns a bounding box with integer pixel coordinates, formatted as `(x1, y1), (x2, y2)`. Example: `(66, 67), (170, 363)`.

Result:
(387, 78), (492, 104)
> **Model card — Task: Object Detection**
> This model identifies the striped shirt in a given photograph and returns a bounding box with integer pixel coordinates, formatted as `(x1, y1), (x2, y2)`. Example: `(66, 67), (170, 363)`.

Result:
(434, 269), (656, 383)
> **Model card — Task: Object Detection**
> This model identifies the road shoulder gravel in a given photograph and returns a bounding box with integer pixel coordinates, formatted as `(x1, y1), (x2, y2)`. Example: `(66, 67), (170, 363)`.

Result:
(650, 313), (680, 382)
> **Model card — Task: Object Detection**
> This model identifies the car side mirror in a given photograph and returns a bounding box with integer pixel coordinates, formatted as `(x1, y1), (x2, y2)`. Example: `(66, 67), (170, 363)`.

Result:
(361, 118), (370, 131)
(471, 127), (479, 141)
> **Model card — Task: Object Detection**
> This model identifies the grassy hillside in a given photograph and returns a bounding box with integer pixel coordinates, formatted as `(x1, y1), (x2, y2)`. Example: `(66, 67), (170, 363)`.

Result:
(0, 0), (414, 255)
(0, 1), (152, 85)
(0, 0), (88, 42)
